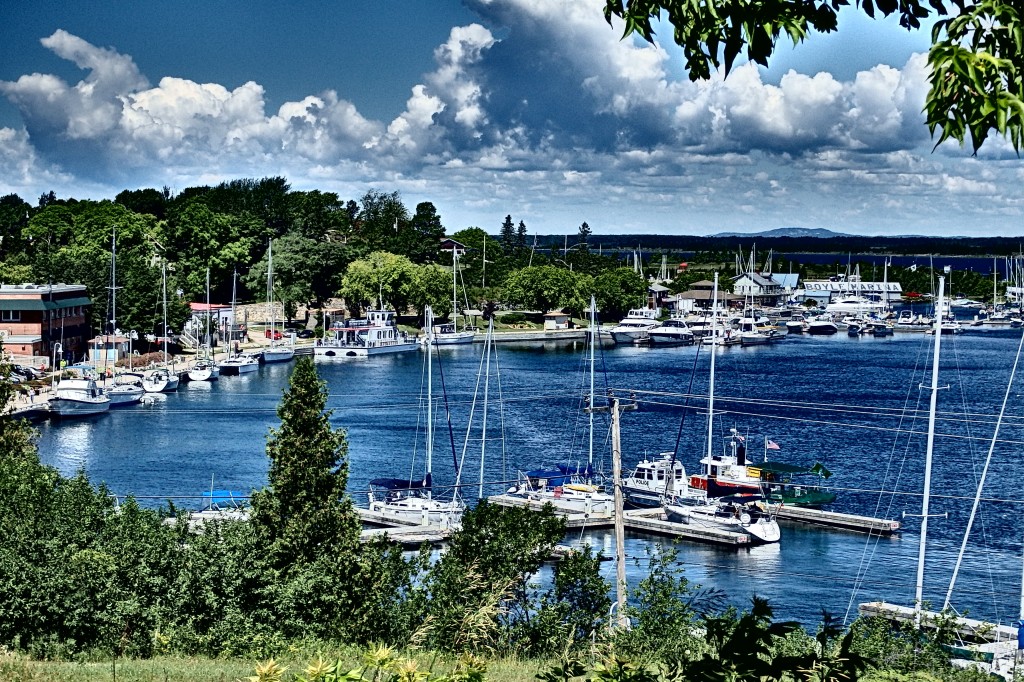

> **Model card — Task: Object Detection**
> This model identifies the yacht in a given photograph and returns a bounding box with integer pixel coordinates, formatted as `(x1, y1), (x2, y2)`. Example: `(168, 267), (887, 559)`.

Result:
(647, 318), (694, 346)
(806, 315), (839, 335)
(48, 377), (111, 417)
(315, 310), (419, 358)
(219, 353), (260, 375)
(608, 307), (660, 344)
(621, 452), (689, 507)
(824, 295), (885, 317)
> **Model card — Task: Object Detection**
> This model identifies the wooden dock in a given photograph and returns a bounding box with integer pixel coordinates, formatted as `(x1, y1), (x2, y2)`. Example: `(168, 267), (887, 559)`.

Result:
(770, 505), (901, 535)
(486, 494), (752, 546)
(859, 601), (1017, 641)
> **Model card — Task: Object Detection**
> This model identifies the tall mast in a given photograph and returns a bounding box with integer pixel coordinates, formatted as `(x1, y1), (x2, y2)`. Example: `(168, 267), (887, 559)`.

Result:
(205, 267), (211, 356)
(267, 239), (273, 342)
(706, 273), (718, 472)
(231, 269), (237, 353)
(915, 275), (945, 621)
(452, 249), (459, 333)
(425, 306), (433, 498)
(162, 259), (169, 366)
(588, 295), (596, 470)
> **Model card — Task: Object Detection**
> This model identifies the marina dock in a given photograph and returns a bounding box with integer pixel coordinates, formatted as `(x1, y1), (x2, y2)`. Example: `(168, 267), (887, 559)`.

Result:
(770, 505), (901, 535)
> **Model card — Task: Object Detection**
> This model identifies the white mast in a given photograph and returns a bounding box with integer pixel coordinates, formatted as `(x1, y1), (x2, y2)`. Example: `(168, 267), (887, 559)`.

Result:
(915, 275), (945, 622)
(267, 239), (274, 344)
(706, 273), (719, 472)
(588, 295), (596, 470)
(162, 259), (169, 368)
(452, 249), (459, 333)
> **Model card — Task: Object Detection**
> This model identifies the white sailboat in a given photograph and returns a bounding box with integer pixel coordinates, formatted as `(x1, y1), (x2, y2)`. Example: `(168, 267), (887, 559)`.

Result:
(507, 296), (615, 514)
(261, 239), (295, 363)
(143, 260), (180, 393)
(101, 226), (143, 406)
(219, 269), (259, 375)
(663, 273), (781, 544)
(368, 305), (464, 528)
(424, 248), (475, 345)
(188, 268), (220, 381)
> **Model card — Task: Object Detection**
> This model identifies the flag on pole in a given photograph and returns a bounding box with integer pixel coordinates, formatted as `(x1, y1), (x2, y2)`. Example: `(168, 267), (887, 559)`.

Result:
(766, 439), (781, 450)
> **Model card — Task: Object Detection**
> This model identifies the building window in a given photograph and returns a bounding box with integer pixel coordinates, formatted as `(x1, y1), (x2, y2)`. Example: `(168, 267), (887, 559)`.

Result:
(1, 310), (20, 322)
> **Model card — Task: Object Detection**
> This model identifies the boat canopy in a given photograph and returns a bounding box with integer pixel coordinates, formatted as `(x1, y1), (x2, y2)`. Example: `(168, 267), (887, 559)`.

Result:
(524, 464), (594, 488)
(369, 476), (430, 491)
(202, 489), (247, 509)
(756, 461), (833, 478)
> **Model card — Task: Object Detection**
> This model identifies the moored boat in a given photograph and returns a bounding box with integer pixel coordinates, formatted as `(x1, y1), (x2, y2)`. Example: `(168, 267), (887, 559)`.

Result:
(48, 377), (111, 417)
(315, 310), (418, 358)
(608, 307), (660, 344)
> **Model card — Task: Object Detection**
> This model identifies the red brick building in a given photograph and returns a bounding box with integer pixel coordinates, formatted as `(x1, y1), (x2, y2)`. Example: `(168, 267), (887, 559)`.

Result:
(0, 283), (92, 363)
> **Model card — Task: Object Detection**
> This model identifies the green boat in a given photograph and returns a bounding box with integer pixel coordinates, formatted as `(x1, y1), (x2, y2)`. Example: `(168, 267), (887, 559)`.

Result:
(754, 461), (836, 508)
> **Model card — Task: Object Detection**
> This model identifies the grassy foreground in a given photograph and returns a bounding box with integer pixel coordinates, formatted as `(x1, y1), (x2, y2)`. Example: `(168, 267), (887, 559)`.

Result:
(0, 650), (545, 682)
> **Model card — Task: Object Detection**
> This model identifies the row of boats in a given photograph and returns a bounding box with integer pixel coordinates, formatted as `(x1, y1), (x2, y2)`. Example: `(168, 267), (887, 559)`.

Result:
(45, 344), (296, 417)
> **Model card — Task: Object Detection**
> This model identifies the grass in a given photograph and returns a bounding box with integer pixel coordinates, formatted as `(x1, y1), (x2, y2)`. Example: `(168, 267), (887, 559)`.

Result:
(0, 650), (550, 682)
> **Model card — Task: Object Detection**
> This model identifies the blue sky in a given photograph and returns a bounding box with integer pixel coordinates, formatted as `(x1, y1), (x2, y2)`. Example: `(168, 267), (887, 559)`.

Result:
(1, 0), (1019, 237)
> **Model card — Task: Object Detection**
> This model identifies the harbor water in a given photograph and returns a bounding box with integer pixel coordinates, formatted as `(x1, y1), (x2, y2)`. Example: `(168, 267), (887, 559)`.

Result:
(34, 327), (1024, 629)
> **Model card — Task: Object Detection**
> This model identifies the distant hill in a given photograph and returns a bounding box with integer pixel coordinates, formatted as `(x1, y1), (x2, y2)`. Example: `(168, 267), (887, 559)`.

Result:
(708, 227), (854, 238)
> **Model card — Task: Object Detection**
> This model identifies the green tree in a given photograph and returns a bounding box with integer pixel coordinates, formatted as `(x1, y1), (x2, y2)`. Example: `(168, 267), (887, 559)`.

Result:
(340, 251), (417, 314)
(604, 0), (1023, 153)
(499, 215), (516, 254)
(451, 227), (507, 298)
(405, 201), (446, 264)
(594, 268), (648, 320)
(250, 357), (361, 569)
(503, 266), (592, 315)
(410, 263), (455, 319)
(354, 190), (409, 257)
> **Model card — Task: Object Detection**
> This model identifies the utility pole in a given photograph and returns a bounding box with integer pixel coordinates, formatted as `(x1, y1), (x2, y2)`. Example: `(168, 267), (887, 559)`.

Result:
(588, 392), (636, 630)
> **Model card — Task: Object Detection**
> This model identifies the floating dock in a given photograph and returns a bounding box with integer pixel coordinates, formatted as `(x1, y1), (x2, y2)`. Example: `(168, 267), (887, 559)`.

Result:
(486, 494), (752, 546)
(770, 505), (901, 535)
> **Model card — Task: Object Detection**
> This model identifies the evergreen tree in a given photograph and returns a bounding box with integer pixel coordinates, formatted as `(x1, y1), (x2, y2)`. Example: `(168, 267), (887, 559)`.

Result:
(250, 357), (360, 568)
(499, 214), (516, 253)
(516, 220), (528, 252)
(578, 221), (592, 246)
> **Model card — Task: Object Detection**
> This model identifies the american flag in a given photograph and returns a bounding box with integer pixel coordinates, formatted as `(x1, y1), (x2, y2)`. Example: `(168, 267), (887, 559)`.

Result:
(766, 439), (781, 450)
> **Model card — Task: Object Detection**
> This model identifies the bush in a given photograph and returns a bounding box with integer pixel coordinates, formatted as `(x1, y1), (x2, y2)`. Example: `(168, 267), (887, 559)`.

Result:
(498, 313), (526, 325)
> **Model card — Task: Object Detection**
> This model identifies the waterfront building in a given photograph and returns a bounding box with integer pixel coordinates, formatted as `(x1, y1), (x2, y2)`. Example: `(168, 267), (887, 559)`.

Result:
(0, 283), (92, 363)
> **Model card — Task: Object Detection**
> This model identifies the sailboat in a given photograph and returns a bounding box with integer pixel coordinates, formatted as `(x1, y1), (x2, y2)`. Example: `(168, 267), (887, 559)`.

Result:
(101, 225), (144, 406)
(424, 248), (475, 345)
(663, 273), (781, 544)
(261, 239), (295, 363)
(219, 269), (259, 375)
(507, 296), (615, 514)
(142, 260), (180, 393)
(188, 268), (220, 381)
(367, 305), (464, 528)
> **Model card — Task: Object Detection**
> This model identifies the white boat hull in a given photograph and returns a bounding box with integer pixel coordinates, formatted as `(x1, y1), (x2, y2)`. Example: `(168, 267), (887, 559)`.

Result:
(665, 500), (780, 543)
(219, 358), (259, 375)
(261, 347), (295, 363)
(106, 385), (144, 406)
(368, 498), (463, 529)
(142, 370), (179, 393)
(315, 341), (419, 358)
(424, 331), (476, 346)
(48, 397), (110, 417)
(187, 366), (220, 382)
(647, 332), (694, 346)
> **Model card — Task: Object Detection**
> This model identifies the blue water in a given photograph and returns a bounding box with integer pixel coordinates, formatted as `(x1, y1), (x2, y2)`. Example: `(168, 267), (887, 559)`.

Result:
(34, 328), (1024, 629)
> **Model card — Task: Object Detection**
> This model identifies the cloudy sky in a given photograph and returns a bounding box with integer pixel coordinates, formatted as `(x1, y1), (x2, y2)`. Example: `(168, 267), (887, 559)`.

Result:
(1, 0), (1020, 237)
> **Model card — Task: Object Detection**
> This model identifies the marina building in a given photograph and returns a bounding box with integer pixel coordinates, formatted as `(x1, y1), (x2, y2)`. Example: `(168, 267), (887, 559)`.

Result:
(0, 283), (92, 364)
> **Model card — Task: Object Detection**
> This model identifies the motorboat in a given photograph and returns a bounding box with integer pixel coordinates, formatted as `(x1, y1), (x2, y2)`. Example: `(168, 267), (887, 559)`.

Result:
(824, 295), (886, 317)
(608, 307), (660, 344)
(422, 320), (475, 346)
(260, 346), (295, 364)
(315, 310), (419, 358)
(48, 377), (111, 417)
(142, 367), (180, 393)
(806, 315), (839, 335)
(784, 315), (808, 333)
(621, 452), (688, 507)
(664, 493), (781, 544)
(219, 354), (259, 375)
(647, 318), (694, 346)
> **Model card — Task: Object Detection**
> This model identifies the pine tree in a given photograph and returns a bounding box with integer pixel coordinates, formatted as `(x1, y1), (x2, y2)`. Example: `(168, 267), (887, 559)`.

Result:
(515, 220), (527, 251)
(499, 214), (515, 253)
(250, 357), (360, 568)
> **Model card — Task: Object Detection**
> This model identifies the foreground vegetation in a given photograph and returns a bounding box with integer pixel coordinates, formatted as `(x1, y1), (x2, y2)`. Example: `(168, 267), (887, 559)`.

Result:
(0, 358), (1003, 682)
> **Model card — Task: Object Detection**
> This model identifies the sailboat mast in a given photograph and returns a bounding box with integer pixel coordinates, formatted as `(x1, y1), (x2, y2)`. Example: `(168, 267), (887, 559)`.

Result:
(588, 295), (596, 470)
(205, 268), (211, 355)
(452, 249), (458, 333)
(706, 273), (718, 471)
(426, 306), (433, 498)
(479, 319), (491, 500)
(915, 275), (945, 621)
(162, 260), (169, 366)
(267, 239), (273, 342)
